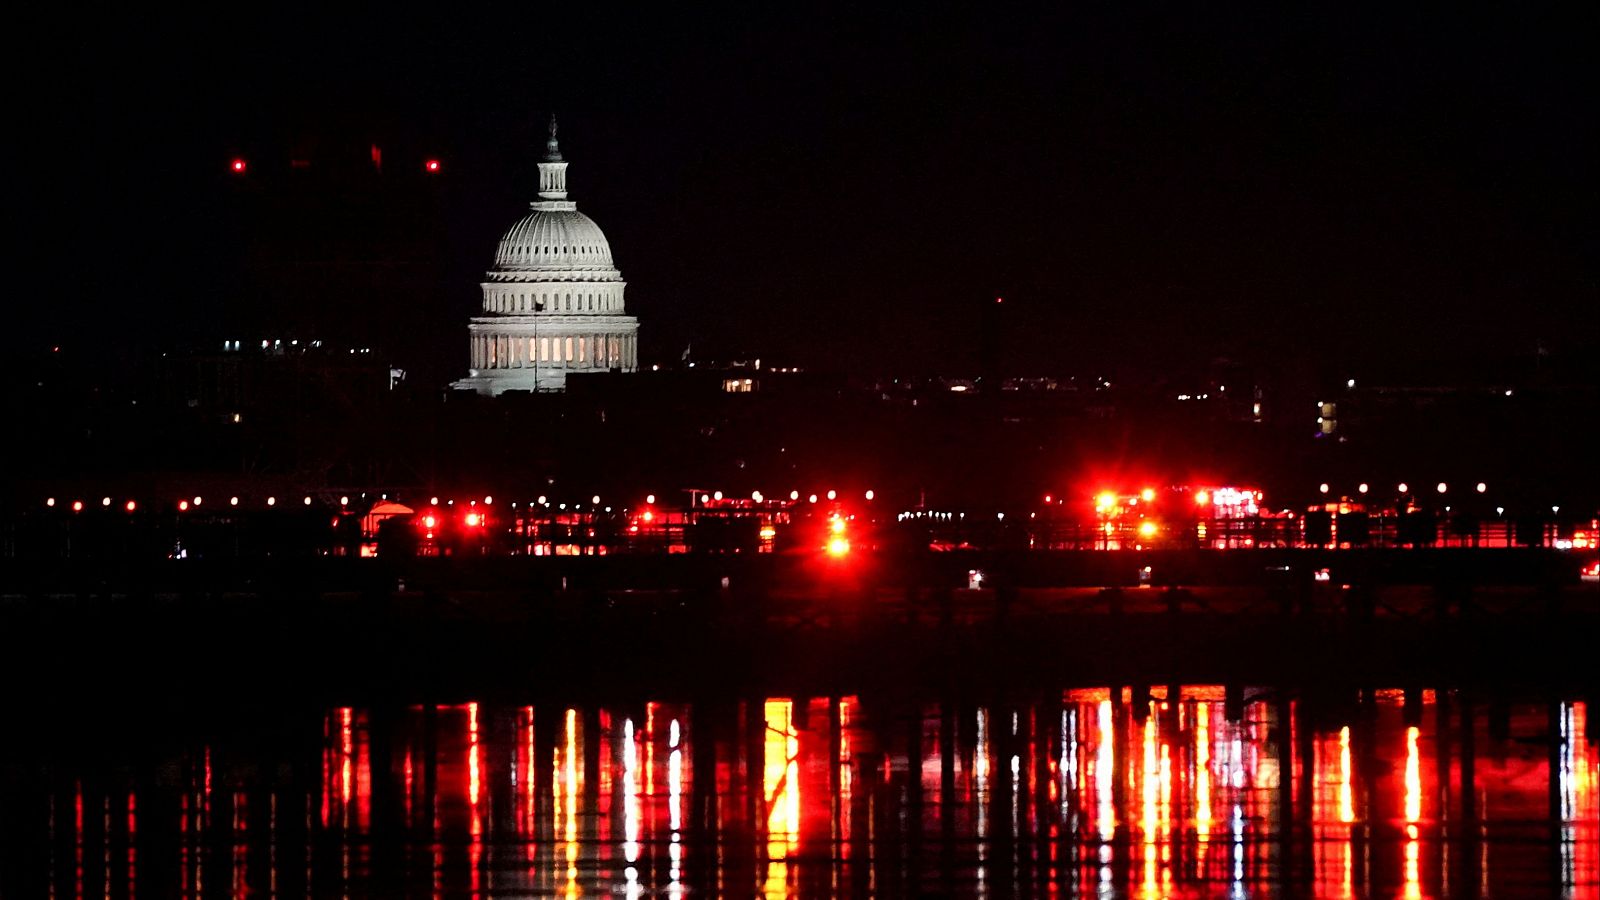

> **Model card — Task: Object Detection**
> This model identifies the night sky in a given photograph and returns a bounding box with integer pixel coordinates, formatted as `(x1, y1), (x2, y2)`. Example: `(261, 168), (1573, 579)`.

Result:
(14, 4), (1596, 383)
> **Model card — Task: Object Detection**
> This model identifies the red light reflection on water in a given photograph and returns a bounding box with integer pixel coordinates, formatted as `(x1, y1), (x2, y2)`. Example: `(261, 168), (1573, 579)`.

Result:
(26, 691), (1600, 897)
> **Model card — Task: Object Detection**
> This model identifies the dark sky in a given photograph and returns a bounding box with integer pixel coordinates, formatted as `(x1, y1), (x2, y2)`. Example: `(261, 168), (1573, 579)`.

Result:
(14, 4), (1596, 382)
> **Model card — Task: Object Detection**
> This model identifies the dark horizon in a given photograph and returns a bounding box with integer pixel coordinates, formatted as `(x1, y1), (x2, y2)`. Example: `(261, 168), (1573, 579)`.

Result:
(13, 5), (1596, 384)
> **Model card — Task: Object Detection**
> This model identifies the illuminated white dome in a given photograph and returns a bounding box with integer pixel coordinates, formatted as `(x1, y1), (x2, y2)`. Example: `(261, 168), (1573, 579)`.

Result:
(492, 209), (618, 275)
(453, 117), (640, 396)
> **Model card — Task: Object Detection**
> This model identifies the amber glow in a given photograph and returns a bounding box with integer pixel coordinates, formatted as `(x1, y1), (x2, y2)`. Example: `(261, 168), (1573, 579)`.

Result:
(1404, 725), (1421, 825)
(1404, 725), (1424, 900)
(1138, 520), (1158, 539)
(764, 699), (800, 897)
(1195, 490), (1210, 505)
(1338, 726), (1355, 823)
(1140, 488), (1156, 502)
(1096, 491), (1117, 512)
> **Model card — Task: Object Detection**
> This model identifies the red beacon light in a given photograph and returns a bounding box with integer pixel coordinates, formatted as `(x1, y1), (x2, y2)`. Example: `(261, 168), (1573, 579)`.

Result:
(424, 159), (441, 173)
(230, 158), (247, 174)
(464, 512), (482, 527)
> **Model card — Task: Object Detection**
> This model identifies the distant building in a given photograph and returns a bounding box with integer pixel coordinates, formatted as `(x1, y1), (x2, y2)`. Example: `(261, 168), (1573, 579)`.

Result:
(453, 118), (639, 395)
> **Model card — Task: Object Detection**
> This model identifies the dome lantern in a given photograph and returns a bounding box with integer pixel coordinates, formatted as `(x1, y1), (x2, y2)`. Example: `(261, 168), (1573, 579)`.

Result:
(537, 115), (569, 203)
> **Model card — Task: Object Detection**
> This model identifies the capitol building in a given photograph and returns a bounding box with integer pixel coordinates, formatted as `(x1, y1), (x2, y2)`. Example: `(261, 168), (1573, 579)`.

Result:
(453, 119), (639, 394)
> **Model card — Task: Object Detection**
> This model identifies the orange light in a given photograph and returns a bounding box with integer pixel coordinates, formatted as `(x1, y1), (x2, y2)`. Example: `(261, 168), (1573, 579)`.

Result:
(827, 537), (851, 557)
(1140, 488), (1155, 502)
(1138, 521), (1158, 539)
(1194, 490), (1210, 505)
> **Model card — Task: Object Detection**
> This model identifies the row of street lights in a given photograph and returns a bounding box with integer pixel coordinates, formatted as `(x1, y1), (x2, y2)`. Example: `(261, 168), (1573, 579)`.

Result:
(1319, 482), (1489, 496)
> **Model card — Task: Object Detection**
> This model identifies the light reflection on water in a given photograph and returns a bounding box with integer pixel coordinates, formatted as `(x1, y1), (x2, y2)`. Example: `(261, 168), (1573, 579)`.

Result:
(8, 692), (1597, 898)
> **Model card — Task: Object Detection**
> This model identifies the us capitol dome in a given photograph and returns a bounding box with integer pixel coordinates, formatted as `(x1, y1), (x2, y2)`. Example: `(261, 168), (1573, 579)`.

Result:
(453, 118), (639, 394)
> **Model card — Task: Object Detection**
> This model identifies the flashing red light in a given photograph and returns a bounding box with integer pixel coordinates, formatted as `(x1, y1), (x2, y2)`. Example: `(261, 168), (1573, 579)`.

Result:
(178, 500), (189, 512)
(422, 515), (437, 529)
(641, 510), (654, 523)
(827, 537), (851, 557)
(425, 159), (441, 173)
(465, 512), (482, 527)
(230, 158), (246, 174)
(1194, 490), (1211, 506)
(71, 501), (84, 512)
(1138, 521), (1158, 539)
(125, 500), (137, 513)
(1095, 492), (1116, 512)
(1140, 488), (1156, 502)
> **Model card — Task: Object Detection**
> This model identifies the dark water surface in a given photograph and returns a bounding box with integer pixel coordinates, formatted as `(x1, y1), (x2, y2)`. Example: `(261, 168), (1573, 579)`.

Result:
(1, 690), (1594, 898)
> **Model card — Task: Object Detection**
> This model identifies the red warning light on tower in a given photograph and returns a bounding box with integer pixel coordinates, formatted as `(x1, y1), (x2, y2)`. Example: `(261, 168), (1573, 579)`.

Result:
(424, 159), (441, 173)
(230, 158), (247, 174)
